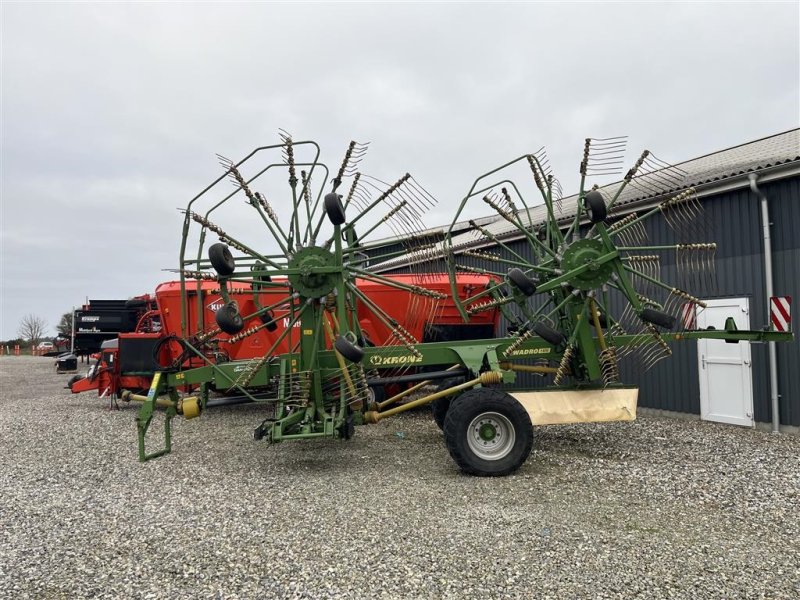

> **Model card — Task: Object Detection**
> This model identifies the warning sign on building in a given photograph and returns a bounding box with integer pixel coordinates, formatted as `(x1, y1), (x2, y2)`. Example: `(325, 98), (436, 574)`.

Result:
(770, 296), (792, 332)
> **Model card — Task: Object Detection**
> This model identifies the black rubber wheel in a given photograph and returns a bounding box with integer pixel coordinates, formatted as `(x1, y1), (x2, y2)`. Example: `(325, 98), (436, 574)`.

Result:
(640, 307), (676, 330)
(67, 374), (84, 390)
(443, 388), (533, 476)
(251, 261), (272, 283)
(208, 243), (235, 276)
(532, 321), (566, 347)
(216, 303), (244, 334)
(324, 192), (346, 226)
(259, 310), (278, 332)
(507, 268), (536, 296)
(582, 190), (607, 223)
(431, 374), (467, 430)
(431, 397), (451, 431)
(357, 332), (375, 348)
(366, 385), (386, 407)
(334, 335), (364, 363)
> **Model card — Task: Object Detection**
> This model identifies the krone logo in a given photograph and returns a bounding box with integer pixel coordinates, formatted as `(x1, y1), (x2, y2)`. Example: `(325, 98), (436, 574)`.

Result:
(368, 354), (423, 366)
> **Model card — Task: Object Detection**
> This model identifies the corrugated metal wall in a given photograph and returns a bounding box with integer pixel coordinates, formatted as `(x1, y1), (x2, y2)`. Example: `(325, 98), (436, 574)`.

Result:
(615, 178), (799, 426)
(377, 176), (799, 426)
(764, 177), (800, 426)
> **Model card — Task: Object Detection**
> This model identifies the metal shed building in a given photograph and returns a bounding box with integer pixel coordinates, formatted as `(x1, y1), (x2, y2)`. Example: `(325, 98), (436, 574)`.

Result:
(375, 129), (800, 430)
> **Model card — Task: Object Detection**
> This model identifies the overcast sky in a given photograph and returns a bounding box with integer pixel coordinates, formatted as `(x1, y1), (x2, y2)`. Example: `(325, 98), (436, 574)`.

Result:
(1, 1), (798, 340)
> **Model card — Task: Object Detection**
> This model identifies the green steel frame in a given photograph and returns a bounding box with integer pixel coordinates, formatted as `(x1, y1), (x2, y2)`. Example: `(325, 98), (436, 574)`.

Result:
(135, 137), (793, 463)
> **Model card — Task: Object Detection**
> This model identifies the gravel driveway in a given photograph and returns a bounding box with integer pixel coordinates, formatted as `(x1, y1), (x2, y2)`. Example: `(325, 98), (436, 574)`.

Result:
(1, 356), (798, 599)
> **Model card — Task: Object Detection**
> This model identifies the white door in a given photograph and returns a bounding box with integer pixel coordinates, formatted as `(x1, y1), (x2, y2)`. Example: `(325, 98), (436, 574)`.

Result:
(697, 297), (754, 426)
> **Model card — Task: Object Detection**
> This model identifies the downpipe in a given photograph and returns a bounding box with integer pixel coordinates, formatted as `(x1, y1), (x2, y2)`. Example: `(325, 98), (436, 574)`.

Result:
(749, 174), (781, 433)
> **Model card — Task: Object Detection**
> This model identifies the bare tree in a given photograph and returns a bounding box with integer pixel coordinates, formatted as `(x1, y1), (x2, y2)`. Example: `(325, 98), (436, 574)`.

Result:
(18, 314), (48, 347)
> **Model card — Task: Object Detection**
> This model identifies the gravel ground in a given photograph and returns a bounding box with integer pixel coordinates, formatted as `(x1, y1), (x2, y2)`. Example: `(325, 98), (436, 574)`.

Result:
(1, 356), (798, 599)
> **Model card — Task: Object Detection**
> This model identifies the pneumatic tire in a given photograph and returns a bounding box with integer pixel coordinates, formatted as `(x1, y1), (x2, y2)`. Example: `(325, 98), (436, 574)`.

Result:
(532, 321), (566, 347)
(431, 397), (451, 431)
(640, 307), (676, 330)
(259, 310), (278, 332)
(582, 190), (607, 223)
(67, 374), (84, 390)
(251, 261), (272, 283)
(208, 243), (236, 276)
(216, 303), (244, 334)
(324, 193), (346, 226)
(507, 268), (537, 296)
(431, 376), (466, 430)
(443, 388), (533, 476)
(334, 335), (364, 363)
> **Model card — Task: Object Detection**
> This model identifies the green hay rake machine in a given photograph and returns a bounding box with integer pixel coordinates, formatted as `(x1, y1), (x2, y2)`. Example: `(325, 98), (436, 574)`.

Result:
(133, 134), (792, 476)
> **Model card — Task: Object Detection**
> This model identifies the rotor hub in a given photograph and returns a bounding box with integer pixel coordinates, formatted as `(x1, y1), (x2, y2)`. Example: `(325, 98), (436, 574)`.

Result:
(560, 238), (615, 290)
(288, 246), (338, 297)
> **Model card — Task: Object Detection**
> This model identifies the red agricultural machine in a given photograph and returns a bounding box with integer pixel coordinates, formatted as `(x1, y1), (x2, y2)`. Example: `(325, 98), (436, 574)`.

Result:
(69, 274), (499, 401)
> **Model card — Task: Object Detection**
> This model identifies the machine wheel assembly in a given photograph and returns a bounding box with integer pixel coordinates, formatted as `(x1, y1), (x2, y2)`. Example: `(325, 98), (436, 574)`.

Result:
(582, 190), (607, 223)
(324, 192), (346, 225)
(334, 335), (364, 363)
(640, 307), (676, 330)
(215, 303), (245, 334)
(67, 374), (84, 390)
(259, 310), (278, 332)
(431, 376), (467, 430)
(507, 268), (537, 296)
(532, 321), (566, 347)
(365, 385), (386, 407)
(443, 388), (533, 476)
(431, 397), (451, 431)
(208, 243), (236, 276)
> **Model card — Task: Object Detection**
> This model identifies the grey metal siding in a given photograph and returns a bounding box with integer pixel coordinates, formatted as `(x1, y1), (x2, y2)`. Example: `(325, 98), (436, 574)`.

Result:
(371, 176), (800, 426)
(593, 179), (797, 426)
(765, 178), (800, 426)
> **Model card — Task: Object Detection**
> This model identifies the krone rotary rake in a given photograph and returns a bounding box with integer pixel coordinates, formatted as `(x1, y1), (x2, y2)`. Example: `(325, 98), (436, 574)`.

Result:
(132, 134), (791, 476)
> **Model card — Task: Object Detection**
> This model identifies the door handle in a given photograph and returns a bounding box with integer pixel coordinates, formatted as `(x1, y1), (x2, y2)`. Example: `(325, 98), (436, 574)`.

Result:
(743, 359), (751, 367)
(701, 355), (706, 369)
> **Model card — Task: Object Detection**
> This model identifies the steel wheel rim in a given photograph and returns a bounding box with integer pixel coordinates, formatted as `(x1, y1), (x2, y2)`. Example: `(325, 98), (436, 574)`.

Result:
(467, 411), (515, 460)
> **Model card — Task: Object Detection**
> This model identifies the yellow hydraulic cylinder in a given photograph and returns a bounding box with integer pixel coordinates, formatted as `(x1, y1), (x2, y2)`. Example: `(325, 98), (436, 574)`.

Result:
(375, 364), (463, 410)
(498, 362), (558, 374)
(363, 371), (502, 423)
(590, 299), (608, 351)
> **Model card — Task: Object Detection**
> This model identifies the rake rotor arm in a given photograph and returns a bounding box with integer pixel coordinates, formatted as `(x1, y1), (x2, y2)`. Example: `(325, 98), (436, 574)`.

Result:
(348, 269), (448, 299)
(213, 163), (293, 253)
(461, 250), (553, 274)
(348, 173), (411, 230)
(525, 153), (562, 238)
(346, 282), (421, 355)
(622, 264), (679, 295)
(447, 154), (543, 237)
(468, 222), (531, 265)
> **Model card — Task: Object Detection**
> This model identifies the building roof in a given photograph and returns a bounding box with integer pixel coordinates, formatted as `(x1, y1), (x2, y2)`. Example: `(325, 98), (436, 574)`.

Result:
(375, 128), (800, 269)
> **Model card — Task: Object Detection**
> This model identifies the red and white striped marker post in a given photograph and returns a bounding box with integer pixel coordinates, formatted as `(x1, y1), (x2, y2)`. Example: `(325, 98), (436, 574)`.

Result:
(770, 296), (792, 332)
(681, 302), (697, 330)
